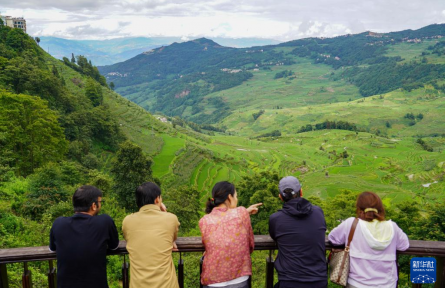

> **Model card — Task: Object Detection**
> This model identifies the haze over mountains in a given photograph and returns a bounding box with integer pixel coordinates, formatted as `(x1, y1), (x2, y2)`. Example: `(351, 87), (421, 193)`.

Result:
(39, 36), (280, 66)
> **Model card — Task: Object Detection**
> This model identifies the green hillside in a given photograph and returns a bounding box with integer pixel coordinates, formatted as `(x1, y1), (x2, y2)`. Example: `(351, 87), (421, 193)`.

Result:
(1, 21), (443, 221)
(99, 24), (445, 125)
(1, 20), (445, 288)
(95, 24), (445, 201)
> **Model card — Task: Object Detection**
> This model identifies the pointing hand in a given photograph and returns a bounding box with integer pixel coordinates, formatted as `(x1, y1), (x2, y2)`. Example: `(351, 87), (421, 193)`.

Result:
(247, 203), (263, 215)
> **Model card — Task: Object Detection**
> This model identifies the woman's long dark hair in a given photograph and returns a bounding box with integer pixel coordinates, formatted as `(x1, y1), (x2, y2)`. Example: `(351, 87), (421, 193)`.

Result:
(205, 181), (236, 214)
(356, 191), (385, 221)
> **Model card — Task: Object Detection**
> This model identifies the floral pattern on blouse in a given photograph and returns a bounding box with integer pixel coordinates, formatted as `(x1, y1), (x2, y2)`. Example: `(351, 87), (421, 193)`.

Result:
(199, 206), (254, 285)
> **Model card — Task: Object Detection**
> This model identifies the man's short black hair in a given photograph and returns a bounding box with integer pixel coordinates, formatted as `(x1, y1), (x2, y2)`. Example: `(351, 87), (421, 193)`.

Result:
(73, 185), (103, 212)
(136, 182), (161, 209)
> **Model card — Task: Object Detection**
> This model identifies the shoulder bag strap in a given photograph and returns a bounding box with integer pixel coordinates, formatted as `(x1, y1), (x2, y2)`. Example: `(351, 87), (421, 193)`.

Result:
(335, 218), (359, 283)
(346, 218), (359, 249)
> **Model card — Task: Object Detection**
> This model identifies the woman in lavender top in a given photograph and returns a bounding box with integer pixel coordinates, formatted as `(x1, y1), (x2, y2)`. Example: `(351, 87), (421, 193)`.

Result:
(328, 191), (409, 288)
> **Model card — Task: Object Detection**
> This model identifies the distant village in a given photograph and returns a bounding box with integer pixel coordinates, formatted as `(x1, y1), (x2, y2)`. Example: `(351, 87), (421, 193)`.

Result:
(0, 14), (26, 33)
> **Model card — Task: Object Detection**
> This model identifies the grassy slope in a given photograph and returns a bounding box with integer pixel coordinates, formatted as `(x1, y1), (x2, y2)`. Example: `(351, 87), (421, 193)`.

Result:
(187, 50), (361, 119)
(221, 86), (445, 138)
(384, 39), (445, 64)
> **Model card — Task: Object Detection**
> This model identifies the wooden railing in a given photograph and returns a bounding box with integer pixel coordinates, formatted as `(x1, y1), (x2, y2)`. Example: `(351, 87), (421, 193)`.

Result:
(0, 236), (444, 288)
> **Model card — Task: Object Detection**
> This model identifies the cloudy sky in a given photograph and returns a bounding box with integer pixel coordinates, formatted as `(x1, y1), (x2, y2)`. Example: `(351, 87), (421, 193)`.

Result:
(2, 0), (445, 41)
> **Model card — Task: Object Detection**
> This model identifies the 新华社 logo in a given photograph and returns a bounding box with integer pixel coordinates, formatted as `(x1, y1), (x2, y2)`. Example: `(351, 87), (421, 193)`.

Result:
(411, 257), (436, 284)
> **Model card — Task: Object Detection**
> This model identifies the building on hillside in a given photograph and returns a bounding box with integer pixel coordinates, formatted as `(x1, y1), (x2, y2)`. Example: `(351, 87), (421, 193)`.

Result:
(0, 14), (26, 33)
(13, 17), (26, 32)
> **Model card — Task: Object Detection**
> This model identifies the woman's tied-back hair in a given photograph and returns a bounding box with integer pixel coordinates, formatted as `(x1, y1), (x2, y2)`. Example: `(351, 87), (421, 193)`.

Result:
(205, 181), (236, 214)
(356, 191), (385, 221)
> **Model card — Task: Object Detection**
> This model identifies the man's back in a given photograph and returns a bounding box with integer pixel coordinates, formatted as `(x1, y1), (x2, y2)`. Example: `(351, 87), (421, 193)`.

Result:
(123, 204), (180, 288)
(269, 197), (327, 283)
(50, 213), (119, 288)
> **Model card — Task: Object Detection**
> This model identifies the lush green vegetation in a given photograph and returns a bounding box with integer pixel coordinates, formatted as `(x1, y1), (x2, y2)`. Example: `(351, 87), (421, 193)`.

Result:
(298, 120), (358, 133)
(62, 54), (108, 86)
(1, 22), (445, 288)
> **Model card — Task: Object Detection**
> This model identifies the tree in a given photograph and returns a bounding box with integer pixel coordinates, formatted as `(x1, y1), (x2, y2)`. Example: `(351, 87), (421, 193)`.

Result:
(409, 201), (445, 241)
(0, 142), (14, 182)
(71, 53), (76, 64)
(0, 90), (68, 176)
(111, 141), (153, 211)
(237, 171), (282, 234)
(252, 110), (265, 120)
(109, 82), (115, 90)
(5, 29), (26, 52)
(386, 200), (420, 238)
(1, 54), (68, 110)
(323, 190), (359, 230)
(85, 78), (103, 107)
(163, 186), (201, 234)
(52, 65), (59, 77)
(16, 161), (89, 220)
(35, 37), (40, 46)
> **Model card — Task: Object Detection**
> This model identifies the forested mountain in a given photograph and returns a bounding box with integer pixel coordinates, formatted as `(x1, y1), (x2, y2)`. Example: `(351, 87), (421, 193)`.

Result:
(99, 38), (295, 122)
(38, 36), (280, 66)
(99, 24), (445, 124)
(280, 24), (445, 96)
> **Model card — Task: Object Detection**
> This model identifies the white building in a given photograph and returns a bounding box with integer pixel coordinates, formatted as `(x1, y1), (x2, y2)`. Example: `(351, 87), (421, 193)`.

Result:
(0, 15), (26, 33)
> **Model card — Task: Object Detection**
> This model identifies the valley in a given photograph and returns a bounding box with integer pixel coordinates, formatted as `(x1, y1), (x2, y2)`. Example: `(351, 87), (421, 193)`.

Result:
(94, 27), (445, 205)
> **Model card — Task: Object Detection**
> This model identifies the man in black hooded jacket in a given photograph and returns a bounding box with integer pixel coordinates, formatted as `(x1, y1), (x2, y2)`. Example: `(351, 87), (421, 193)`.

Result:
(269, 176), (327, 288)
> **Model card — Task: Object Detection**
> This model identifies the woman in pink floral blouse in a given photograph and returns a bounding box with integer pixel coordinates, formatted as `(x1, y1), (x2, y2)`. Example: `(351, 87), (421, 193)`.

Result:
(199, 181), (262, 288)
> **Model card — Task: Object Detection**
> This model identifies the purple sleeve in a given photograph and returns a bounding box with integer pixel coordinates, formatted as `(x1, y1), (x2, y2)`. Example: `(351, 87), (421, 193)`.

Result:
(394, 222), (409, 251)
(328, 218), (352, 245)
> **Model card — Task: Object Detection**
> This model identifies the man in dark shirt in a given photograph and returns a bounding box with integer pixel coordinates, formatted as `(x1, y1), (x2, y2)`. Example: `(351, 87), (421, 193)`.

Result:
(49, 185), (119, 288)
(269, 176), (327, 288)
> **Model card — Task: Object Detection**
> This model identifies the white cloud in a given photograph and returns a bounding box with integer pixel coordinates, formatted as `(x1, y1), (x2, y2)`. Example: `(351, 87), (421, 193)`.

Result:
(2, 0), (445, 40)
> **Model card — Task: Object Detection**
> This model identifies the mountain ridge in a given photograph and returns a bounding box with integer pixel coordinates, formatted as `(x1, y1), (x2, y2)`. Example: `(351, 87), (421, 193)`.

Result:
(37, 36), (281, 65)
(98, 23), (445, 125)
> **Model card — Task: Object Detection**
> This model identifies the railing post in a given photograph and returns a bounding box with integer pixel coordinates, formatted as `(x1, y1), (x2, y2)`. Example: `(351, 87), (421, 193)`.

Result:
(122, 255), (129, 288)
(200, 256), (204, 288)
(47, 260), (56, 288)
(266, 250), (274, 288)
(435, 257), (444, 288)
(0, 264), (8, 288)
(22, 262), (32, 288)
(178, 252), (184, 288)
